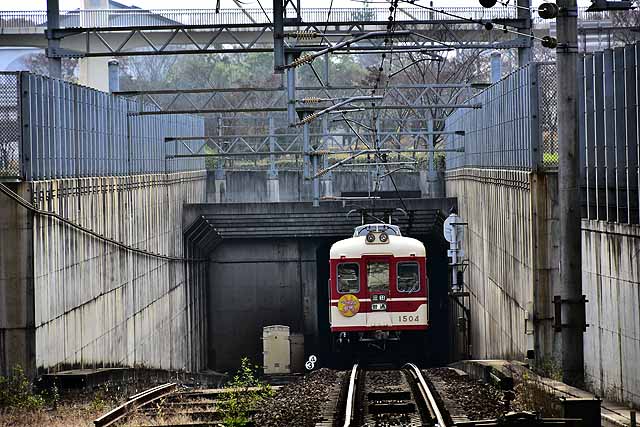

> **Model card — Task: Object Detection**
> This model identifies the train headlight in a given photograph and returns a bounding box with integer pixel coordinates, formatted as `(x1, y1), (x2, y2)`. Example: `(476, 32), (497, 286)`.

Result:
(378, 232), (389, 243)
(366, 232), (376, 243)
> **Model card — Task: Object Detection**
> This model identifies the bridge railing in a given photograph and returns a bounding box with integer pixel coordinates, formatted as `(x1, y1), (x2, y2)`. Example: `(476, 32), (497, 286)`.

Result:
(0, 7), (611, 30)
(0, 71), (205, 181)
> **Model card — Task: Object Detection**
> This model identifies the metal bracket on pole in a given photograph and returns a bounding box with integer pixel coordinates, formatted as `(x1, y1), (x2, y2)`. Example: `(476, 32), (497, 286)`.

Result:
(553, 295), (589, 332)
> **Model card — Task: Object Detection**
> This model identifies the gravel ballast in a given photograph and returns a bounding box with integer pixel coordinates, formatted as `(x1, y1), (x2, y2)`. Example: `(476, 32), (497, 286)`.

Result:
(254, 368), (345, 427)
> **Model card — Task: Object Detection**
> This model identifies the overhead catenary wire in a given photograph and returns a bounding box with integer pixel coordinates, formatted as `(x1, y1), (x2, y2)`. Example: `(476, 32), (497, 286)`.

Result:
(370, 0), (409, 212)
(399, 0), (553, 44)
(0, 182), (206, 263)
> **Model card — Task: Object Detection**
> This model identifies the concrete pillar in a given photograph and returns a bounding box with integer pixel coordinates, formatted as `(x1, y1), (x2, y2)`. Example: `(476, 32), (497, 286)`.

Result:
(108, 59), (119, 93)
(266, 174), (280, 202)
(420, 169), (445, 199)
(321, 177), (333, 199)
(0, 183), (35, 377)
(490, 52), (502, 83)
(556, 0), (584, 386)
(213, 168), (226, 203)
(78, 0), (110, 91)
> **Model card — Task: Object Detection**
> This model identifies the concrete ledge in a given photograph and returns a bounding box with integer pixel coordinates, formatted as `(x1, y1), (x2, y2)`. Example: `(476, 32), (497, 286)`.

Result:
(452, 360), (636, 427)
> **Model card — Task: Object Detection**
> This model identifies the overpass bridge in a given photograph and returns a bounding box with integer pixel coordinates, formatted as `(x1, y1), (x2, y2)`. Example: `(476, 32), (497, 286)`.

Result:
(0, 6), (633, 56)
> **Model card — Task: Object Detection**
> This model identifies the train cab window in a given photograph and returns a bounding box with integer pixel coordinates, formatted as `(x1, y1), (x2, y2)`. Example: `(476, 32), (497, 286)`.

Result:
(367, 262), (389, 292)
(397, 262), (420, 292)
(337, 263), (360, 293)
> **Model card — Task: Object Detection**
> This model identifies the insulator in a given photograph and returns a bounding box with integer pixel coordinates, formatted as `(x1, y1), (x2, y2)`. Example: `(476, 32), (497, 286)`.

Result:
(541, 36), (558, 49)
(479, 0), (497, 7)
(302, 97), (322, 104)
(291, 54), (315, 68)
(295, 31), (318, 40)
(538, 3), (559, 19)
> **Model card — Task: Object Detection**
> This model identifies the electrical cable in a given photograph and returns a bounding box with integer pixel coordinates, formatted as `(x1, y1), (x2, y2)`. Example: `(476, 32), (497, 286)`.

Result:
(399, 0), (552, 44)
(255, 0), (273, 24)
(0, 182), (207, 263)
(370, 0), (409, 213)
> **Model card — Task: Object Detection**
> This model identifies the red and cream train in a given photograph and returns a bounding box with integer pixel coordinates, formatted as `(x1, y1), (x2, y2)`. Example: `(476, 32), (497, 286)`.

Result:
(329, 223), (429, 349)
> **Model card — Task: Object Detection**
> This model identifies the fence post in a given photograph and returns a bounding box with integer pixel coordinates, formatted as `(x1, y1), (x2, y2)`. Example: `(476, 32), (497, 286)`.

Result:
(528, 64), (541, 170)
(19, 73), (32, 181)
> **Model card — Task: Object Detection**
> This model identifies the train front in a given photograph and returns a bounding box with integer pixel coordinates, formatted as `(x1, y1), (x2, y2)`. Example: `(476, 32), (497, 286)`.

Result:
(329, 224), (429, 351)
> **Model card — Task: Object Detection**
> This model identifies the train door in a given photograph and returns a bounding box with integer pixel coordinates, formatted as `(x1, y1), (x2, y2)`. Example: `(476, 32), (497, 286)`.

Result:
(363, 256), (394, 327)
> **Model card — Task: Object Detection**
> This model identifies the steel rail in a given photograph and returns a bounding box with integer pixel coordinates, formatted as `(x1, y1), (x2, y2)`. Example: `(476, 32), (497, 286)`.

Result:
(343, 364), (360, 427)
(404, 363), (447, 427)
(93, 383), (177, 427)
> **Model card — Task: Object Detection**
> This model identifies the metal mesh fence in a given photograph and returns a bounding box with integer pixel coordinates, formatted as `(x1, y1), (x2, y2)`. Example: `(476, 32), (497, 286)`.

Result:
(444, 62), (561, 172)
(445, 65), (538, 170)
(3, 71), (205, 181)
(538, 63), (559, 168)
(0, 73), (21, 180)
(581, 43), (640, 225)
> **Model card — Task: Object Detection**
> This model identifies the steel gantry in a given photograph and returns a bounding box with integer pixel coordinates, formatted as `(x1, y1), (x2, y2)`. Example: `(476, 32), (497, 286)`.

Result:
(39, 0), (538, 203)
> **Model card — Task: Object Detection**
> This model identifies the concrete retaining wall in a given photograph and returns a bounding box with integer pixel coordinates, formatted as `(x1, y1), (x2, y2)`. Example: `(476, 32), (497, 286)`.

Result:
(445, 168), (559, 362)
(582, 220), (640, 406)
(0, 171), (208, 375)
(207, 170), (426, 203)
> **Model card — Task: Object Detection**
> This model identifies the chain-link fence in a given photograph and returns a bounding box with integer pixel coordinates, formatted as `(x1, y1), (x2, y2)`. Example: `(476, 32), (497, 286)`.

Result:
(538, 63), (558, 168)
(0, 73), (21, 180)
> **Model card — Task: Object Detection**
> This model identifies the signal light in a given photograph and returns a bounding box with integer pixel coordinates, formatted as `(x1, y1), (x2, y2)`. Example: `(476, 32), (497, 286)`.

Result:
(538, 3), (559, 19)
(480, 0), (497, 7)
(379, 232), (389, 243)
(366, 232), (376, 243)
(484, 22), (494, 31)
(541, 36), (558, 49)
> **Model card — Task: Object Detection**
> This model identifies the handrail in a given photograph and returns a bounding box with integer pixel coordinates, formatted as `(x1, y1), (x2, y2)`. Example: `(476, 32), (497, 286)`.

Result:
(0, 7), (611, 30)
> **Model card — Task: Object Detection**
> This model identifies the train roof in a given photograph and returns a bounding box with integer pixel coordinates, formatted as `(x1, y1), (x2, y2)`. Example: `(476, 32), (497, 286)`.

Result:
(330, 235), (426, 259)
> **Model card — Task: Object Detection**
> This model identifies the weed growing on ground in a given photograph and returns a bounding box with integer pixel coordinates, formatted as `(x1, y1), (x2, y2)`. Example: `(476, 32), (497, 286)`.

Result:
(0, 365), (45, 410)
(513, 370), (561, 417)
(218, 357), (274, 427)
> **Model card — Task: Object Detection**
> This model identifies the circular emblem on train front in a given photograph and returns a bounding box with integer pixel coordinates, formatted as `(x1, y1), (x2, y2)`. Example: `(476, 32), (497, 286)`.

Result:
(338, 294), (360, 317)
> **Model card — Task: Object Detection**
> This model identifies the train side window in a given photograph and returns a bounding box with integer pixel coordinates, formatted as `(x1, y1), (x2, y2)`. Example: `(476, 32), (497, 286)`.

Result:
(337, 263), (360, 293)
(397, 262), (420, 293)
(367, 262), (389, 292)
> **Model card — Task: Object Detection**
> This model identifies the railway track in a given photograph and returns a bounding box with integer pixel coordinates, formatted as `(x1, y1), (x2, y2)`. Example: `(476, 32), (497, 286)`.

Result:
(94, 384), (281, 427)
(341, 363), (448, 427)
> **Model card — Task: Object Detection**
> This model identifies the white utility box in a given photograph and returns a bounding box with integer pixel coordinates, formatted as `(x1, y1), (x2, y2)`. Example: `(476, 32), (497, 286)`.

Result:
(262, 325), (291, 374)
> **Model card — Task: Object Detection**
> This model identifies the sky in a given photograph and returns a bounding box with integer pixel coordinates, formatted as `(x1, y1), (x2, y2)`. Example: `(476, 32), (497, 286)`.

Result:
(1, 0), (593, 11)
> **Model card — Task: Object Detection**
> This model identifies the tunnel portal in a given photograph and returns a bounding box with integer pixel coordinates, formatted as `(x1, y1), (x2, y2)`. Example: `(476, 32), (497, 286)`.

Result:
(183, 199), (455, 371)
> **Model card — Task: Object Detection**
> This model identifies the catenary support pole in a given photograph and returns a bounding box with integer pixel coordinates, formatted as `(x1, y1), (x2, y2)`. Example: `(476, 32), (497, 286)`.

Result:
(556, 0), (584, 385)
(517, 0), (533, 66)
(47, 0), (62, 78)
(286, 52), (297, 126)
